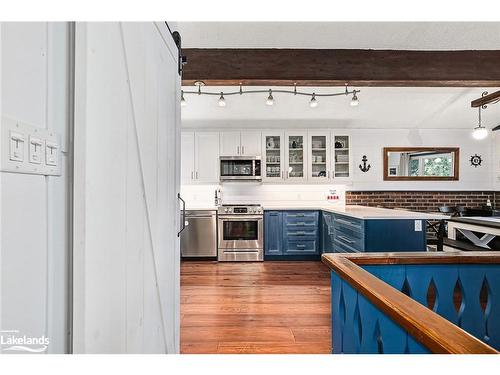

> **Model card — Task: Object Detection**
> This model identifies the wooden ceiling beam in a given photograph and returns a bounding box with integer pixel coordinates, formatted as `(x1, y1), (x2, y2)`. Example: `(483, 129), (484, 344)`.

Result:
(182, 48), (500, 87)
(471, 89), (500, 107)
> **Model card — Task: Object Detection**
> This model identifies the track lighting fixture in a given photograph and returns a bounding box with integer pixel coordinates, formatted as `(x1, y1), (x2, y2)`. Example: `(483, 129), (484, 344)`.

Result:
(181, 83), (360, 108)
(350, 91), (359, 106)
(309, 93), (318, 108)
(266, 89), (274, 106)
(180, 90), (187, 107)
(218, 92), (226, 107)
(472, 106), (488, 140)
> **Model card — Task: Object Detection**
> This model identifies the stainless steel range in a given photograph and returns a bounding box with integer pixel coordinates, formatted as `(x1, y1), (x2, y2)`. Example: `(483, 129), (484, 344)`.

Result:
(217, 204), (263, 261)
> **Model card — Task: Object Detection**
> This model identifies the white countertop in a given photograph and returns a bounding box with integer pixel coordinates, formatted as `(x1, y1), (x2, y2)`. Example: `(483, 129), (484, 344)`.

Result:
(261, 204), (448, 220)
(184, 203), (447, 220)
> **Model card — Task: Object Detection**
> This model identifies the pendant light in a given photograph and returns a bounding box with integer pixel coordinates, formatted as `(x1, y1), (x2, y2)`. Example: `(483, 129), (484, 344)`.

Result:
(309, 93), (318, 108)
(350, 91), (359, 106)
(218, 92), (226, 107)
(180, 90), (187, 107)
(472, 106), (488, 140)
(266, 89), (274, 106)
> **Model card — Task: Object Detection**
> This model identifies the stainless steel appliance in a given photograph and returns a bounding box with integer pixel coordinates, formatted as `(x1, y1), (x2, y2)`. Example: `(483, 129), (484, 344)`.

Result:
(218, 204), (263, 261)
(180, 210), (217, 258)
(220, 156), (262, 182)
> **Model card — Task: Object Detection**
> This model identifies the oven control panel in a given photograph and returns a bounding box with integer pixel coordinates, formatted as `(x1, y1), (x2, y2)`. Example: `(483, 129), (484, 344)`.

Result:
(219, 205), (263, 215)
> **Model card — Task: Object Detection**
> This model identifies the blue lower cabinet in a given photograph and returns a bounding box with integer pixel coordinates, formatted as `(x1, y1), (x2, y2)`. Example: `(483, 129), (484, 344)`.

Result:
(264, 211), (283, 256)
(321, 211), (335, 253)
(264, 210), (320, 258)
(266, 210), (427, 259)
(364, 219), (426, 252)
(325, 213), (427, 253)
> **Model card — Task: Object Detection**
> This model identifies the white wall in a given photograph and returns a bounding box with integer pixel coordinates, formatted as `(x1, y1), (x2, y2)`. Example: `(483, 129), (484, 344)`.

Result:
(73, 22), (181, 354)
(0, 22), (71, 353)
(181, 184), (346, 208)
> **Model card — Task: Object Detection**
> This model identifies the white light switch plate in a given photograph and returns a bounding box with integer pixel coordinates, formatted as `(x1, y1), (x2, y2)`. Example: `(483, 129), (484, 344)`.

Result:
(414, 220), (422, 232)
(1, 116), (61, 176)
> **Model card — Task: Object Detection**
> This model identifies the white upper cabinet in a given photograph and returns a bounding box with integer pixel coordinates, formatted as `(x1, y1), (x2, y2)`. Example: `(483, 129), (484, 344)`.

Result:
(219, 131), (241, 156)
(182, 131), (219, 184)
(262, 131), (285, 182)
(284, 131), (308, 182)
(240, 131), (262, 156)
(220, 131), (262, 156)
(195, 132), (220, 183)
(308, 131), (331, 181)
(331, 133), (352, 180)
(181, 132), (195, 184)
(180, 129), (353, 185)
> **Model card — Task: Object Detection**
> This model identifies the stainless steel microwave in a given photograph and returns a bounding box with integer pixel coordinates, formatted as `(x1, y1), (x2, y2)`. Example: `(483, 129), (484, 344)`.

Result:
(220, 156), (262, 182)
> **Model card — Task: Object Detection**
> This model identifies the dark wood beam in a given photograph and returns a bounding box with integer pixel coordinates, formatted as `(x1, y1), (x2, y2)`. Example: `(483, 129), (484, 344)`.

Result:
(182, 48), (500, 87)
(471, 89), (500, 107)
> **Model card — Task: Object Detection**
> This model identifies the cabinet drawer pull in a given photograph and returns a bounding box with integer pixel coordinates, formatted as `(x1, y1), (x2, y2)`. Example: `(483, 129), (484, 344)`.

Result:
(296, 244), (306, 249)
(337, 235), (355, 244)
(337, 218), (358, 227)
(290, 231), (315, 236)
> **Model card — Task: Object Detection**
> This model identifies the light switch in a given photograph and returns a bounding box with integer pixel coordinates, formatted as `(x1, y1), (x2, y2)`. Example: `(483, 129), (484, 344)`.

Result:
(9, 131), (25, 162)
(45, 141), (58, 166)
(29, 136), (43, 164)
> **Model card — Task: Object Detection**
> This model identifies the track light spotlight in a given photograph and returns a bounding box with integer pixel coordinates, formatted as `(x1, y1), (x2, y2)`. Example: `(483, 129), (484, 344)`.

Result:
(350, 91), (359, 106)
(218, 92), (226, 107)
(266, 89), (274, 106)
(309, 93), (318, 108)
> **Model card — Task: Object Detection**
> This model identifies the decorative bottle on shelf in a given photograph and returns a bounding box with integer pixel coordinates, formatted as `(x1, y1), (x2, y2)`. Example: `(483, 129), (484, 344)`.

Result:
(291, 140), (297, 149)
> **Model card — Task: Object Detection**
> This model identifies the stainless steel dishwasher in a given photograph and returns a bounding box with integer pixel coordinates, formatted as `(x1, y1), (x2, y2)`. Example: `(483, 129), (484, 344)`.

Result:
(180, 210), (217, 258)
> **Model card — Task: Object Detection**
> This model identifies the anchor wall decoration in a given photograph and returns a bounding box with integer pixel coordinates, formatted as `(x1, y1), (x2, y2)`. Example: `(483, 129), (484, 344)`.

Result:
(359, 155), (371, 172)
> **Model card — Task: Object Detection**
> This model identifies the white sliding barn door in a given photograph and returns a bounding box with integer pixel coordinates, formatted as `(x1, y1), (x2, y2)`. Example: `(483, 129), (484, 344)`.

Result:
(73, 22), (181, 353)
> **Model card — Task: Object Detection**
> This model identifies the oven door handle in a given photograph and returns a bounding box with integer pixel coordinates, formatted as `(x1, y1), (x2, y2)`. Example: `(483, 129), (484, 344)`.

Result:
(218, 216), (263, 221)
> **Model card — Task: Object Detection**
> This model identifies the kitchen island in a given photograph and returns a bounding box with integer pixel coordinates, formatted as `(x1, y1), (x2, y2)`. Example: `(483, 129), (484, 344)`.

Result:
(263, 205), (447, 259)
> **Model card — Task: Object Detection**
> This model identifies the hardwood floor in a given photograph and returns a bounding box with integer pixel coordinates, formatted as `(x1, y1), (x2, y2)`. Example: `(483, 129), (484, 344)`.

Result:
(180, 261), (331, 354)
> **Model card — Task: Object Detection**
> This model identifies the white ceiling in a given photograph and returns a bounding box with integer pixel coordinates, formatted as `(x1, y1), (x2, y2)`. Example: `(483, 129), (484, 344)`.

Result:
(181, 86), (500, 130)
(175, 22), (500, 50)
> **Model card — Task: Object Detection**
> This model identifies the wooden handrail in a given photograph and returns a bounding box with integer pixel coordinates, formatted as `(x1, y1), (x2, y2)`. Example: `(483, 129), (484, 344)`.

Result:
(326, 251), (500, 265)
(322, 253), (499, 354)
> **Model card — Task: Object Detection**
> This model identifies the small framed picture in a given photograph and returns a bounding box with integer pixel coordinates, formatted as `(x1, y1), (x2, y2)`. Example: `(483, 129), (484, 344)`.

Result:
(389, 167), (398, 176)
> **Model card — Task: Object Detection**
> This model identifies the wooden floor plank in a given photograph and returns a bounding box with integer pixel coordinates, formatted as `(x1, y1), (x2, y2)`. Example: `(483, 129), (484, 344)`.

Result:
(180, 261), (331, 354)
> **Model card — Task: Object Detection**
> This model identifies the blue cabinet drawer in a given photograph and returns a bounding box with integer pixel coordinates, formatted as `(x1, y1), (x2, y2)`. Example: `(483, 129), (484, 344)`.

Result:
(333, 238), (361, 253)
(333, 222), (364, 241)
(283, 211), (319, 226)
(285, 229), (318, 240)
(333, 229), (364, 251)
(283, 240), (318, 254)
(333, 214), (363, 232)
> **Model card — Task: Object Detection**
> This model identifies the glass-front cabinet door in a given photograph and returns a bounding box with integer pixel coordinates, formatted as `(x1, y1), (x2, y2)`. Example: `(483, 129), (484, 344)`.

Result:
(262, 132), (285, 182)
(332, 134), (351, 179)
(285, 131), (307, 182)
(308, 131), (330, 181)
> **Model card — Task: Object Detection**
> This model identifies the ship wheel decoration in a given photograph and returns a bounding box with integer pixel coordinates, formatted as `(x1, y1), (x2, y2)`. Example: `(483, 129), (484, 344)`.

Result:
(359, 155), (371, 172)
(470, 154), (482, 168)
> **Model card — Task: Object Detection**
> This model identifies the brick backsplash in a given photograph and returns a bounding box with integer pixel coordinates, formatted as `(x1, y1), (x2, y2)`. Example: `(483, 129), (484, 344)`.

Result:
(346, 191), (498, 212)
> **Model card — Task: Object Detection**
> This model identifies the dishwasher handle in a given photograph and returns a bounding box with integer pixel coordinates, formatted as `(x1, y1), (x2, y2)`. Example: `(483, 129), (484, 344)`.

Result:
(177, 193), (186, 237)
